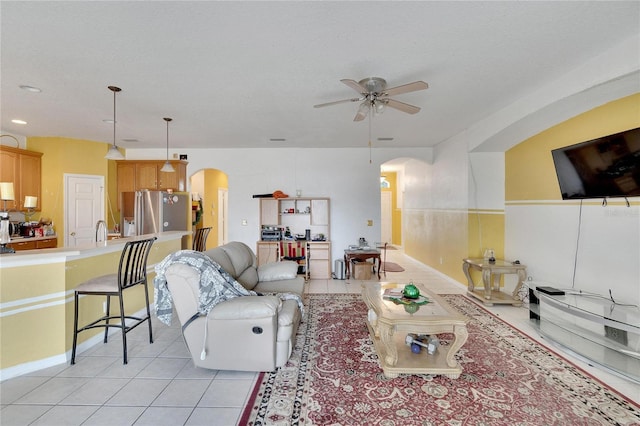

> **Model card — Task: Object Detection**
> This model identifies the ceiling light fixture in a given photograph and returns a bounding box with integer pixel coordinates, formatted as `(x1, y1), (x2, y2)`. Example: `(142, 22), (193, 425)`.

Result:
(11, 119), (27, 125)
(104, 86), (125, 160)
(160, 117), (175, 173)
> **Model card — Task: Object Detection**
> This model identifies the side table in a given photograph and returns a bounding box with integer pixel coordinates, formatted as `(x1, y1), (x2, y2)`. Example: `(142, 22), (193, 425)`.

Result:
(462, 258), (526, 306)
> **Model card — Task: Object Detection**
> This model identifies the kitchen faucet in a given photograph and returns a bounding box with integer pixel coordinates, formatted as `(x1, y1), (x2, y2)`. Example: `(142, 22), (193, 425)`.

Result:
(95, 220), (107, 243)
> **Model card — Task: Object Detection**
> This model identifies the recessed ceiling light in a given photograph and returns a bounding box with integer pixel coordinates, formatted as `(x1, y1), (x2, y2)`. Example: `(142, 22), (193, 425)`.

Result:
(121, 138), (138, 143)
(19, 85), (42, 93)
(269, 138), (286, 142)
(377, 137), (394, 141)
(11, 119), (27, 125)
(103, 119), (115, 124)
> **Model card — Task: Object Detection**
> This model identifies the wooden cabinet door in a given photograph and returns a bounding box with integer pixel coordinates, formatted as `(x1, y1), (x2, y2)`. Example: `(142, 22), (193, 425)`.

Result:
(158, 162), (185, 191)
(257, 242), (279, 266)
(0, 149), (19, 210)
(36, 238), (57, 249)
(260, 199), (279, 226)
(308, 242), (331, 279)
(311, 199), (329, 225)
(136, 163), (158, 190)
(18, 153), (42, 210)
(116, 162), (135, 210)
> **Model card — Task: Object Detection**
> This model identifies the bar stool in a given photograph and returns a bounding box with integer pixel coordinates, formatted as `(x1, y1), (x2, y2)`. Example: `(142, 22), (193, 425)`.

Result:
(71, 237), (156, 365)
(192, 227), (211, 251)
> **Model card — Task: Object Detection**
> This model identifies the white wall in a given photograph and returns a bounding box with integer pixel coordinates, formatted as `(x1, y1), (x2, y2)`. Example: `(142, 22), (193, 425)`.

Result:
(126, 146), (432, 268)
(506, 203), (640, 304)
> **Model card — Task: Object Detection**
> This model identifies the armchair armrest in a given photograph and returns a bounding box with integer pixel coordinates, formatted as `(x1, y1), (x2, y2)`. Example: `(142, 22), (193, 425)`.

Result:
(208, 295), (281, 320)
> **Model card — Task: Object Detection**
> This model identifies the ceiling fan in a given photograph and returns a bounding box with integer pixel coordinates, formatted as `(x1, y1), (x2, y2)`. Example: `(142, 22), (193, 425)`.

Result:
(314, 77), (429, 121)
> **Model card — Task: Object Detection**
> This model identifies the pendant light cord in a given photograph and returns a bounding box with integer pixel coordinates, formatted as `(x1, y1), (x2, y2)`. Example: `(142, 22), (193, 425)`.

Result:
(368, 106), (372, 164)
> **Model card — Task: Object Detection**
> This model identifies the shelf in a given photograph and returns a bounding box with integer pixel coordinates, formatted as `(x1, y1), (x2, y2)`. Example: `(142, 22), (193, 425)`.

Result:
(530, 285), (640, 383)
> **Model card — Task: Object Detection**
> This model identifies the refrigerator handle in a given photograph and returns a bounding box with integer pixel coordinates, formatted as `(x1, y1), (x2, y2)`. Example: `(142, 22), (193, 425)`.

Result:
(135, 191), (142, 236)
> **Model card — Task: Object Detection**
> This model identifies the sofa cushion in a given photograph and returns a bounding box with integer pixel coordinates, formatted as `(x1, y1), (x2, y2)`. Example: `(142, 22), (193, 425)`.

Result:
(254, 277), (305, 296)
(258, 261), (298, 282)
(204, 242), (259, 290)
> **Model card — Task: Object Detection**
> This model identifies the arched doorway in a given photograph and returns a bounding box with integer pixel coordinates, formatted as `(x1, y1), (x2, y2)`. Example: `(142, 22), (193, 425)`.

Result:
(190, 168), (228, 249)
(380, 159), (409, 248)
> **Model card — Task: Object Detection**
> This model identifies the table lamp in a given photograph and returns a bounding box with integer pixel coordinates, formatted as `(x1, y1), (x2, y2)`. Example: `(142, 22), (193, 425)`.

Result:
(0, 182), (15, 211)
(24, 195), (37, 222)
(0, 182), (15, 253)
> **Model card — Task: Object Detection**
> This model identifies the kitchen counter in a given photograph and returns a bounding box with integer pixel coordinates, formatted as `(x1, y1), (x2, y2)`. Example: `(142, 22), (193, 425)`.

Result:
(0, 231), (189, 379)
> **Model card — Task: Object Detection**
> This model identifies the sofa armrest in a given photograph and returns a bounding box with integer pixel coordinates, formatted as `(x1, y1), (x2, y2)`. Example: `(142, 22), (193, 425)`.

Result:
(208, 295), (281, 320)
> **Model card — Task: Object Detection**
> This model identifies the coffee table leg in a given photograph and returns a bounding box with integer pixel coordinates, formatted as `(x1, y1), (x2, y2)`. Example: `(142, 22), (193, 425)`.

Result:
(445, 324), (468, 368)
(379, 323), (398, 366)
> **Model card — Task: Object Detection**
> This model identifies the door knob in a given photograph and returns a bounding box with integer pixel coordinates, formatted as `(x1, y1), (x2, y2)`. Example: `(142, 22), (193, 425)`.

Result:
(70, 232), (76, 236)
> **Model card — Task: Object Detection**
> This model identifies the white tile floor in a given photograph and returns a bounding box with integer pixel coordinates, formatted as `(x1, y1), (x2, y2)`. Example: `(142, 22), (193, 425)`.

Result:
(1, 249), (638, 425)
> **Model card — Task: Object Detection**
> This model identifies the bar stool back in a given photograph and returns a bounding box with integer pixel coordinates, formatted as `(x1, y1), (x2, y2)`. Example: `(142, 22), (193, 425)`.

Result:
(192, 227), (211, 251)
(71, 236), (157, 365)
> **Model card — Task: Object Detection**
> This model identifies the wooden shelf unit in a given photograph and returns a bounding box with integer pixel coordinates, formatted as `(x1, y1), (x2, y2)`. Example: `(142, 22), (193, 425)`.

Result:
(257, 197), (331, 279)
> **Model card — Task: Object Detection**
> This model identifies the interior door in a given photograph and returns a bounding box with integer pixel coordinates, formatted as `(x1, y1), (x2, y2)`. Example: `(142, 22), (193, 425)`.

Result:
(380, 191), (392, 245)
(65, 174), (104, 247)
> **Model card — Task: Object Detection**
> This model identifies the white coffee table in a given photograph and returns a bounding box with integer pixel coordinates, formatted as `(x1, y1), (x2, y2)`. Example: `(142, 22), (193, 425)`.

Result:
(361, 282), (469, 378)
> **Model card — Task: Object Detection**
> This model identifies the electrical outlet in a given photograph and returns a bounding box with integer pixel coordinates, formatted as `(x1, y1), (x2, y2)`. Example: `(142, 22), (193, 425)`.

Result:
(367, 220), (373, 226)
(439, 257), (443, 265)
(241, 219), (248, 226)
(103, 302), (107, 313)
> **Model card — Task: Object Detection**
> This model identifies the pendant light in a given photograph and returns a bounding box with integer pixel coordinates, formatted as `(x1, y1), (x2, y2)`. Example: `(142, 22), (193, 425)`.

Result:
(104, 86), (125, 160)
(160, 117), (175, 172)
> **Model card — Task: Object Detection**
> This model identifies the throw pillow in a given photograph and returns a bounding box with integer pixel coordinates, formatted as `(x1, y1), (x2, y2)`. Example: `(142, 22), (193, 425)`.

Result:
(258, 261), (298, 282)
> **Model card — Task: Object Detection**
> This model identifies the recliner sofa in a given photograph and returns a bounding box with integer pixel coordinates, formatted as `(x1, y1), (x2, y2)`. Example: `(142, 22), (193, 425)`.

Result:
(162, 241), (304, 371)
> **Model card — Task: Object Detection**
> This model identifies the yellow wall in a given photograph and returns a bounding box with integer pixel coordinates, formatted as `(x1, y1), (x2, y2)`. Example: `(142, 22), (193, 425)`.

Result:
(506, 93), (640, 201)
(202, 169), (229, 249)
(26, 137), (120, 242)
(381, 172), (402, 246)
(0, 237), (181, 371)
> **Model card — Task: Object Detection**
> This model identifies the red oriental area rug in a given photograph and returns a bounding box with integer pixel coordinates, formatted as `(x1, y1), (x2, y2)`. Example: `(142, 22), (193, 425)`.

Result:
(239, 294), (640, 425)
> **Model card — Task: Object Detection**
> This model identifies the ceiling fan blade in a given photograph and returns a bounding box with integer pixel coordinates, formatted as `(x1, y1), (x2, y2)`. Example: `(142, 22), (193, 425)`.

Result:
(385, 98), (421, 114)
(341, 79), (367, 94)
(314, 97), (362, 108)
(383, 81), (429, 97)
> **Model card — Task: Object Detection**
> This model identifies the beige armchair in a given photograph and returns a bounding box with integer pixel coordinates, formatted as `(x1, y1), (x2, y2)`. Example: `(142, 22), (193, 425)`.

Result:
(161, 242), (304, 371)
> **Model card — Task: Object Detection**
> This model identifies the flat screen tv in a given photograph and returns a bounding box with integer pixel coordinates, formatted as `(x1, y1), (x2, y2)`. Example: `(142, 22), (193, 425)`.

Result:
(551, 127), (640, 200)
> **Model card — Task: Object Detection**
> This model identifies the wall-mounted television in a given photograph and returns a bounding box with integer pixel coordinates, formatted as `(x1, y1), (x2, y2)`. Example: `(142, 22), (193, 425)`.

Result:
(551, 127), (640, 200)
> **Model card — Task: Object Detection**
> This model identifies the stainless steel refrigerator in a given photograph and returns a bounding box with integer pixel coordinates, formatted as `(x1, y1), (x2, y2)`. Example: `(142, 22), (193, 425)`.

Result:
(120, 190), (189, 236)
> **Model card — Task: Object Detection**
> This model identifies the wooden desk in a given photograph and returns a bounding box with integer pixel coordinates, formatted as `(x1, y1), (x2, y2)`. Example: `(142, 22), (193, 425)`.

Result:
(344, 249), (381, 279)
(462, 258), (527, 306)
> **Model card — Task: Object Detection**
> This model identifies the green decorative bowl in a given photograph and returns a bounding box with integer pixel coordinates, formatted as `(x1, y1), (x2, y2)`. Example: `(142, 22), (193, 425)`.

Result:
(403, 284), (420, 299)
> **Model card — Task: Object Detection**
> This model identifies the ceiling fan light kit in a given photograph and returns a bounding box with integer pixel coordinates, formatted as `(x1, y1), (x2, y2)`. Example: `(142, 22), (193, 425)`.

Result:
(314, 76), (428, 121)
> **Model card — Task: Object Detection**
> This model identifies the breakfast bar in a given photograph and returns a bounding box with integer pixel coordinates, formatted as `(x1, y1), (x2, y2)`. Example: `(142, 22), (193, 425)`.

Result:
(0, 231), (187, 380)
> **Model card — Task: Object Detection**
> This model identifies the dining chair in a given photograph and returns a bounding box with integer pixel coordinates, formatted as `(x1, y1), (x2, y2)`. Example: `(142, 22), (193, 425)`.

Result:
(192, 227), (212, 251)
(71, 236), (157, 365)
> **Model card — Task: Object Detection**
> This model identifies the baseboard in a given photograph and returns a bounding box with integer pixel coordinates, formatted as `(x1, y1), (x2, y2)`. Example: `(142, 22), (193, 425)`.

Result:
(0, 306), (152, 382)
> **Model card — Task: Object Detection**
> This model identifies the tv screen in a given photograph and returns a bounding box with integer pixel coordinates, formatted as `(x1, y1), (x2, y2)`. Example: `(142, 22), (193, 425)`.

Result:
(551, 127), (640, 200)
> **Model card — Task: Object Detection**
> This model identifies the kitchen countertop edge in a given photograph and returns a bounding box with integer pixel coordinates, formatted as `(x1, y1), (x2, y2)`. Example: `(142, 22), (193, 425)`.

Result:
(0, 231), (189, 268)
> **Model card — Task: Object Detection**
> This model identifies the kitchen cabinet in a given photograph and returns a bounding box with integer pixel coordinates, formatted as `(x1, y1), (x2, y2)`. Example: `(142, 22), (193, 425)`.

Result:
(116, 160), (187, 209)
(0, 146), (42, 211)
(6, 236), (57, 251)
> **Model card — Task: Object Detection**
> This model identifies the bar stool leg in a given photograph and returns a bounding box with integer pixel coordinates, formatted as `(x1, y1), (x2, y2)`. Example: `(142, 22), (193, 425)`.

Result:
(119, 295), (128, 364)
(144, 282), (154, 344)
(71, 292), (80, 365)
(103, 295), (110, 343)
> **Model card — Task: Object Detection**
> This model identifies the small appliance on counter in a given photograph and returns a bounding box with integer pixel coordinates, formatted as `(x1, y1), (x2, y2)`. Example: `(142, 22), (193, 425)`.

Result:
(261, 226), (283, 241)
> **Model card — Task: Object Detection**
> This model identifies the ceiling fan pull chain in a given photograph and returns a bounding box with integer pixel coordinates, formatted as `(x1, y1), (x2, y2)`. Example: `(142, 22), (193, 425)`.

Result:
(369, 107), (373, 164)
